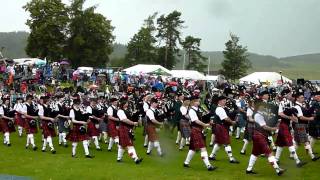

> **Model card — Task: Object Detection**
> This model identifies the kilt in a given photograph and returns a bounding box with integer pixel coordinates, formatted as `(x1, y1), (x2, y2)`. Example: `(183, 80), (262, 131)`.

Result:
(293, 123), (309, 145)
(214, 124), (230, 145)
(119, 125), (134, 147)
(189, 127), (206, 151)
(146, 123), (158, 142)
(87, 121), (100, 137)
(252, 130), (272, 156)
(66, 124), (89, 142)
(1, 119), (16, 133)
(275, 122), (293, 147)
(15, 114), (25, 127)
(99, 121), (107, 132)
(107, 120), (118, 138)
(41, 121), (56, 138)
(243, 122), (255, 141)
(25, 118), (38, 134)
(180, 119), (191, 138)
(57, 118), (69, 133)
(142, 116), (147, 136)
(309, 121), (320, 138)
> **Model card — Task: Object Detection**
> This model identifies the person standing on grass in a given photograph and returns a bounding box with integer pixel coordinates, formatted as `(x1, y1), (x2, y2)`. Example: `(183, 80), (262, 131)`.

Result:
(67, 99), (93, 158)
(174, 92), (184, 145)
(145, 98), (164, 157)
(107, 97), (120, 151)
(38, 96), (57, 154)
(14, 97), (25, 137)
(240, 99), (255, 155)
(116, 99), (143, 164)
(178, 96), (191, 150)
(23, 95), (39, 151)
(142, 94), (151, 147)
(209, 96), (239, 164)
(183, 96), (216, 171)
(0, 98), (16, 146)
(246, 100), (285, 176)
(86, 98), (103, 151)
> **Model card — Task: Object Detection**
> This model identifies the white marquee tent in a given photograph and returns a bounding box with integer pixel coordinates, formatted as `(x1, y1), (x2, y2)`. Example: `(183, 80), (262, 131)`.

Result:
(240, 72), (292, 86)
(123, 64), (171, 75)
(171, 70), (206, 80)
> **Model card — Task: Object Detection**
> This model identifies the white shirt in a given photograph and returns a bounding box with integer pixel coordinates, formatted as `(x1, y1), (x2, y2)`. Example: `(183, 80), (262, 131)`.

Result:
(247, 108), (254, 117)
(0, 106), (4, 115)
(143, 102), (149, 112)
(215, 106), (228, 121)
(278, 99), (294, 113)
(38, 104), (44, 116)
(188, 106), (198, 122)
(180, 106), (188, 116)
(146, 108), (156, 120)
(14, 103), (24, 112)
(294, 102), (304, 117)
(107, 105), (117, 116)
(86, 106), (93, 114)
(69, 109), (75, 119)
(21, 103), (28, 114)
(117, 109), (127, 121)
(254, 112), (266, 126)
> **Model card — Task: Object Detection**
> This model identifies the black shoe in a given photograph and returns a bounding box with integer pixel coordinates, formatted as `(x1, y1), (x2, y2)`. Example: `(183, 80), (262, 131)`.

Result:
(59, 143), (62, 146)
(85, 155), (94, 158)
(25, 146), (29, 149)
(236, 137), (240, 140)
(312, 156), (320, 161)
(209, 156), (216, 161)
(240, 151), (246, 155)
(276, 160), (280, 165)
(96, 148), (102, 151)
(296, 161), (307, 168)
(143, 145), (147, 148)
(183, 163), (190, 168)
(246, 170), (257, 174)
(209, 143), (213, 147)
(273, 148), (277, 152)
(7, 143), (11, 147)
(277, 168), (286, 176)
(72, 154), (77, 158)
(230, 159), (240, 164)
(146, 152), (151, 155)
(64, 144), (68, 148)
(51, 150), (56, 154)
(135, 158), (143, 164)
(33, 146), (38, 151)
(207, 166), (217, 171)
(160, 153), (165, 157)
(117, 159), (122, 163)
(42, 149), (46, 152)
(107, 149), (112, 152)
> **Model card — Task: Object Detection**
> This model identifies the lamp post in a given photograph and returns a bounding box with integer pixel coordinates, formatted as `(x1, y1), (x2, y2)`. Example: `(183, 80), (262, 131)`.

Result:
(279, 70), (283, 85)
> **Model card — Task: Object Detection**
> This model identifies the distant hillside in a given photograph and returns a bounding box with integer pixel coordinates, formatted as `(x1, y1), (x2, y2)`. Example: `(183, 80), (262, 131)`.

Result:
(1, 31), (319, 79)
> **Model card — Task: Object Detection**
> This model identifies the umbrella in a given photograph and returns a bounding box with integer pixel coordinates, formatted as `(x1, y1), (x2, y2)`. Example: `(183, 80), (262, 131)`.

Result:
(35, 59), (46, 66)
(60, 61), (69, 65)
(148, 68), (171, 76)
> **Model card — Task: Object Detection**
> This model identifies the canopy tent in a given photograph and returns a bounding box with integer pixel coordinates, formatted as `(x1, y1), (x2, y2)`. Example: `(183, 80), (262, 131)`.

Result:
(240, 72), (292, 86)
(148, 68), (171, 76)
(170, 70), (206, 80)
(13, 58), (46, 66)
(123, 64), (171, 75)
(206, 75), (218, 81)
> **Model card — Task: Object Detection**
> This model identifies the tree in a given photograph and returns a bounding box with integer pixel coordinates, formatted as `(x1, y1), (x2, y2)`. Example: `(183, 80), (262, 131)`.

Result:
(181, 36), (207, 72)
(156, 11), (185, 69)
(220, 33), (251, 82)
(24, 0), (69, 61)
(66, 0), (114, 68)
(125, 13), (158, 66)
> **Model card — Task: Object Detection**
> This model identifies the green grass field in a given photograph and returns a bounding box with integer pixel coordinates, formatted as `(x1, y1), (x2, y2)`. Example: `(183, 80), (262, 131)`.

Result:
(0, 127), (319, 180)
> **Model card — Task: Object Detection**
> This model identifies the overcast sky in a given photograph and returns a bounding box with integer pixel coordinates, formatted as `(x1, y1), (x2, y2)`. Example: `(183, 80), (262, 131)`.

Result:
(1, 0), (319, 57)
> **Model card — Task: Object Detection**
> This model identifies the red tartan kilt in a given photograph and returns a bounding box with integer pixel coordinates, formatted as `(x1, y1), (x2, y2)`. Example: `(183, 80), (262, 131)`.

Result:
(1, 119), (16, 133)
(189, 127), (206, 151)
(25, 119), (38, 134)
(15, 114), (25, 127)
(41, 121), (56, 138)
(275, 122), (293, 147)
(252, 130), (272, 156)
(107, 120), (118, 138)
(87, 122), (100, 137)
(146, 124), (158, 141)
(66, 124), (89, 142)
(119, 125), (133, 147)
(214, 124), (230, 145)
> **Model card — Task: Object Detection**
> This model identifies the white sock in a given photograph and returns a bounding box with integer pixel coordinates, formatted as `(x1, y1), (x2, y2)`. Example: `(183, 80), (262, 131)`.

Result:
(144, 135), (148, 146)
(42, 138), (47, 150)
(288, 146), (300, 164)
(236, 127), (240, 138)
(83, 140), (90, 155)
(268, 136), (275, 149)
(210, 144), (220, 157)
(200, 149), (212, 168)
(72, 142), (78, 156)
(241, 139), (249, 153)
(4, 132), (10, 144)
(210, 134), (215, 145)
(184, 150), (195, 165)
(275, 147), (283, 161)
(154, 141), (162, 156)
(128, 146), (138, 161)
(47, 136), (54, 150)
(305, 144), (315, 159)
(108, 138), (114, 150)
(62, 132), (67, 144)
(114, 137), (119, 144)
(117, 146), (125, 160)
(309, 136), (315, 148)
(186, 138), (190, 145)
(26, 134), (31, 146)
(103, 132), (108, 143)
(179, 138), (185, 149)
(176, 131), (181, 143)
(29, 134), (36, 147)
(93, 136), (100, 149)
(268, 156), (280, 172)
(247, 154), (258, 171)
(224, 145), (234, 161)
(59, 133), (63, 144)
(147, 141), (154, 153)
(18, 126), (23, 136)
